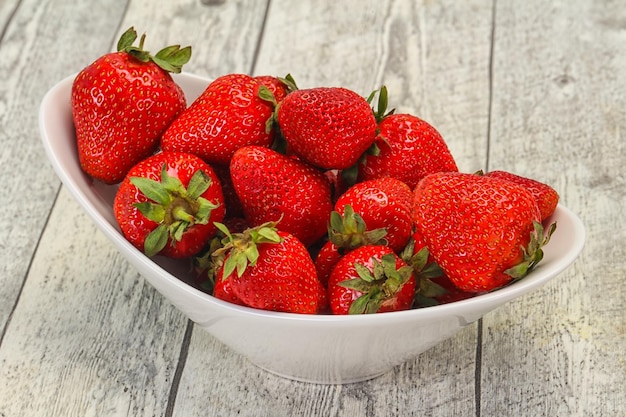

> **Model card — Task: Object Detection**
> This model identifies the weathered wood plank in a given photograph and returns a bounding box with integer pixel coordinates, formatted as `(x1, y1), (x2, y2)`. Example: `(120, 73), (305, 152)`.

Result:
(0, 0), (126, 343)
(115, 0), (271, 77)
(0, 1), (19, 30)
(173, 0), (493, 415)
(0, 187), (188, 417)
(174, 325), (478, 417)
(0, 0), (268, 416)
(254, 0), (493, 172)
(482, 0), (626, 415)
(4, 0), (622, 416)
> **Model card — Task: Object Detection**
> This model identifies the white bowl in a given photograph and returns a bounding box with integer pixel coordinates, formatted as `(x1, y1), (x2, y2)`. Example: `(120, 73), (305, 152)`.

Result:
(39, 73), (586, 384)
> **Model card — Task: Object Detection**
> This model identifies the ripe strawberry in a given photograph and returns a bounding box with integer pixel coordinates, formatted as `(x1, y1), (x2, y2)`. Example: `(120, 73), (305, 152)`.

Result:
(314, 242), (344, 288)
(328, 245), (416, 314)
(485, 170), (559, 220)
(254, 75), (289, 104)
(412, 172), (556, 293)
(314, 205), (387, 286)
(358, 113), (458, 189)
(277, 87), (377, 169)
(160, 73), (284, 165)
(229, 146), (333, 246)
(213, 222), (326, 314)
(213, 273), (246, 306)
(113, 151), (225, 258)
(72, 27), (190, 184)
(211, 163), (245, 219)
(334, 177), (413, 252)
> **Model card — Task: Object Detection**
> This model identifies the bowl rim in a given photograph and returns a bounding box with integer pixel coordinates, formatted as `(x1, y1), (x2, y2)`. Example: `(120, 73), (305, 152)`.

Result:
(39, 72), (587, 325)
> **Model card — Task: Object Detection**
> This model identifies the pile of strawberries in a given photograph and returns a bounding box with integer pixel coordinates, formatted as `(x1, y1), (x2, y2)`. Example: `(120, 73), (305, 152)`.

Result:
(71, 28), (559, 315)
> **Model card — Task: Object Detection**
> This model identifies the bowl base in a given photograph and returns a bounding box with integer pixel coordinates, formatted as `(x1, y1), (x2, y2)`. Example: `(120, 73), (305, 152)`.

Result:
(253, 362), (388, 385)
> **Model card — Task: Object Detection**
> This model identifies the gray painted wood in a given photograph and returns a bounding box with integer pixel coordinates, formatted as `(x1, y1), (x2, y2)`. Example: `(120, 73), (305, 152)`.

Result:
(482, 1), (626, 416)
(0, 0), (127, 340)
(1, 0), (623, 416)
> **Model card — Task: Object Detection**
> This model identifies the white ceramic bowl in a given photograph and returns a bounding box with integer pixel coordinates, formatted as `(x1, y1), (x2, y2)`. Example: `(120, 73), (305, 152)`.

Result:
(39, 73), (586, 384)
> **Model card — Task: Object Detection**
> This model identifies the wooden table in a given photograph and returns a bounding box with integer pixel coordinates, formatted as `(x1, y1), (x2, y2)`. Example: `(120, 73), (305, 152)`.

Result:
(1, 0), (624, 415)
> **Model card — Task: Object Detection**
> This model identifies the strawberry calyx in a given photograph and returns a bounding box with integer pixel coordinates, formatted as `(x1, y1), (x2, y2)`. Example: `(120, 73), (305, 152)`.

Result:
(505, 220), (557, 279)
(398, 236), (450, 307)
(328, 205), (387, 252)
(116, 26), (191, 73)
(399, 236), (444, 280)
(130, 164), (219, 257)
(212, 221), (283, 279)
(265, 74), (299, 152)
(260, 74), (298, 109)
(258, 85), (280, 136)
(340, 86), (394, 186)
(367, 85), (395, 123)
(277, 73), (299, 93)
(192, 235), (225, 291)
(339, 253), (414, 314)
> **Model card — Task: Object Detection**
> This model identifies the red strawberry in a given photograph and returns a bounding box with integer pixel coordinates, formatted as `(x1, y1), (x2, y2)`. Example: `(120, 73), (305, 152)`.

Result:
(229, 146), (333, 246)
(277, 87), (377, 169)
(113, 151), (225, 258)
(314, 242), (344, 288)
(213, 273), (246, 306)
(334, 177), (413, 252)
(328, 245), (416, 314)
(412, 172), (556, 293)
(359, 113), (458, 189)
(314, 205), (387, 286)
(254, 75), (289, 104)
(485, 170), (559, 220)
(160, 73), (282, 165)
(72, 27), (190, 184)
(211, 163), (245, 219)
(213, 222), (326, 314)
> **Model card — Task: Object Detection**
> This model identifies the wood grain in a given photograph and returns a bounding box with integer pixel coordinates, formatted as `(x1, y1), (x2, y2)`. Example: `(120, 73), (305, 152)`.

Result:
(0, 0), (126, 342)
(175, 0), (491, 415)
(0, 188), (188, 416)
(482, 0), (626, 416)
(0, 0), (623, 416)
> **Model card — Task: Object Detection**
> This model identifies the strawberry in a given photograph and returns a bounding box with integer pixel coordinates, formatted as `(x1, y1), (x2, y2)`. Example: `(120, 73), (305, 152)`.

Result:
(412, 172), (556, 293)
(160, 73), (284, 165)
(276, 86), (377, 169)
(314, 205), (387, 286)
(212, 222), (326, 314)
(213, 273), (246, 306)
(72, 27), (190, 184)
(113, 151), (225, 258)
(211, 163), (245, 219)
(229, 146), (333, 246)
(334, 177), (413, 252)
(254, 75), (289, 104)
(328, 245), (416, 314)
(314, 242), (344, 288)
(358, 113), (458, 189)
(485, 170), (559, 220)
